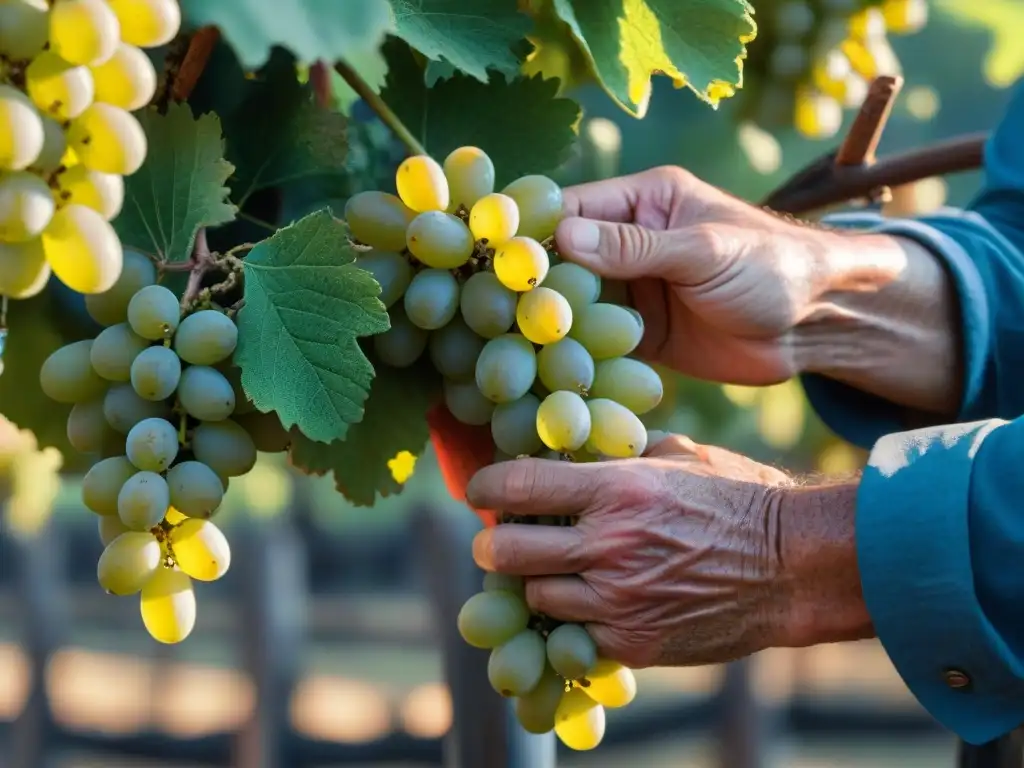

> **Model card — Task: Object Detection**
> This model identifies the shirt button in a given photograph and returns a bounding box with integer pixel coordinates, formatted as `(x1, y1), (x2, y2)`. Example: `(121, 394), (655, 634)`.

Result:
(943, 669), (971, 690)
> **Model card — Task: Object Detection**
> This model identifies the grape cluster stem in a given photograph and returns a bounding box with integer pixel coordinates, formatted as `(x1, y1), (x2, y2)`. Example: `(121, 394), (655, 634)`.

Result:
(333, 58), (427, 156)
(153, 25), (219, 112)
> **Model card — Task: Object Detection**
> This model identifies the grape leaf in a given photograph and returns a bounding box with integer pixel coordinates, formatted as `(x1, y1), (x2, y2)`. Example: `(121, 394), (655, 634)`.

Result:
(235, 210), (390, 443)
(550, 0), (756, 118)
(380, 39), (580, 185)
(934, 0), (1024, 87)
(389, 0), (532, 83)
(113, 103), (236, 263)
(221, 49), (349, 206)
(179, 0), (393, 69)
(289, 358), (440, 506)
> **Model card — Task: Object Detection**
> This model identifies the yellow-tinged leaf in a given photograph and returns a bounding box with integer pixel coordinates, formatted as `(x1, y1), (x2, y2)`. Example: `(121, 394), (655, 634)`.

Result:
(388, 450), (417, 484)
(934, 0), (1024, 88)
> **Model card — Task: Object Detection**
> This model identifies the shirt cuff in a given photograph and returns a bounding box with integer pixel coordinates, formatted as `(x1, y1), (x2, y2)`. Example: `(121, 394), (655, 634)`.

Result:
(857, 418), (1024, 744)
(801, 211), (990, 449)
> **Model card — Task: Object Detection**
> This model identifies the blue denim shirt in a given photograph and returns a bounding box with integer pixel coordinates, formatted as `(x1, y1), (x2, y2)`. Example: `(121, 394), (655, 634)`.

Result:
(802, 80), (1024, 744)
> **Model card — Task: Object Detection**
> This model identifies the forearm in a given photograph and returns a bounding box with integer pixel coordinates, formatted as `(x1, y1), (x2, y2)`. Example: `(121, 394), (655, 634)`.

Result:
(771, 479), (875, 649)
(794, 232), (962, 419)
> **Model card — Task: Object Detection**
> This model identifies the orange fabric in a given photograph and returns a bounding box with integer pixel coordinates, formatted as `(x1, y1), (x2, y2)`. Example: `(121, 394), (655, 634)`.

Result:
(427, 403), (498, 527)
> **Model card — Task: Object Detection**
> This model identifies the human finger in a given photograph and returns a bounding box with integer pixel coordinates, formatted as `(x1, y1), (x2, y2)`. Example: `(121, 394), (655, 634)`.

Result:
(525, 575), (604, 623)
(561, 165), (692, 222)
(466, 458), (606, 516)
(473, 525), (590, 576)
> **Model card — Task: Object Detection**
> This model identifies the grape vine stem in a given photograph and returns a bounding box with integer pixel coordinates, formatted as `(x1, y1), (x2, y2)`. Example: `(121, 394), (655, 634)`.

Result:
(334, 59), (427, 156)
(180, 228), (214, 309)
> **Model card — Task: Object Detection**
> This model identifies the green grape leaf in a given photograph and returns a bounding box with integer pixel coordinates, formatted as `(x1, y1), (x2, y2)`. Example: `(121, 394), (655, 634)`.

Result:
(235, 210), (390, 444)
(389, 0), (532, 83)
(934, 0), (1024, 88)
(380, 39), (580, 185)
(179, 0), (393, 69)
(289, 358), (440, 506)
(550, 0), (756, 117)
(113, 103), (236, 263)
(221, 49), (349, 207)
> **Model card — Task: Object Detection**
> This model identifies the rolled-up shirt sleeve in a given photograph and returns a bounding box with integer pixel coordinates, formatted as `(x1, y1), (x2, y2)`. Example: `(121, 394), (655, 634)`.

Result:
(803, 79), (1024, 744)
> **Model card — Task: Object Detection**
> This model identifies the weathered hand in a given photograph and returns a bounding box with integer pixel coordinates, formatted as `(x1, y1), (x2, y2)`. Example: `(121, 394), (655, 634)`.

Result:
(466, 434), (796, 669)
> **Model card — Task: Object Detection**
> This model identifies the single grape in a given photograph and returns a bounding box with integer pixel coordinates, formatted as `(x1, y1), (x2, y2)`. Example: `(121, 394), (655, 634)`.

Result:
(542, 263), (601, 312)
(585, 399), (648, 458)
(177, 366), (236, 422)
(106, 0), (181, 47)
(443, 378), (496, 426)
(90, 322), (149, 381)
(85, 248), (156, 326)
(515, 665), (566, 734)
(0, 0), (49, 61)
(40, 340), (109, 404)
(488, 629), (547, 697)
(555, 688), (606, 751)
(191, 419), (258, 478)
(591, 358), (664, 415)
(405, 210), (474, 269)
(41, 204), (124, 294)
(28, 115), (67, 176)
(54, 164), (124, 221)
(396, 154), (449, 212)
(96, 530), (161, 595)
(127, 284), (180, 340)
(164, 462), (223, 521)
(429, 316), (485, 381)
(581, 660), (637, 707)
(374, 306), (429, 368)
(125, 417), (178, 472)
(25, 51), (95, 120)
(234, 410), (290, 453)
(537, 391), (591, 453)
(98, 514), (130, 546)
(516, 287), (573, 345)
(476, 334), (537, 404)
(103, 382), (171, 433)
(219, 364), (255, 415)
(89, 42), (158, 111)
(404, 268), (460, 330)
(546, 624), (598, 680)
(66, 103), (147, 175)
(67, 398), (113, 453)
(169, 517), (231, 581)
(344, 190), (416, 251)
(49, 0), (121, 66)
(0, 171), (54, 242)
(483, 572), (525, 596)
(536, 338), (595, 395)
(82, 455), (137, 515)
(357, 250), (413, 308)
(0, 239), (51, 298)
(173, 309), (237, 366)
(117, 469), (169, 530)
(491, 394), (544, 457)
(0, 85), (44, 172)
(502, 175), (563, 241)
(457, 589), (530, 649)
(140, 566), (196, 645)
(130, 345), (181, 401)
(882, 0), (927, 33)
(443, 146), (495, 211)
(568, 303), (642, 360)
(460, 271), (517, 338)
(469, 193), (519, 246)
(794, 86), (842, 140)
(494, 236), (549, 292)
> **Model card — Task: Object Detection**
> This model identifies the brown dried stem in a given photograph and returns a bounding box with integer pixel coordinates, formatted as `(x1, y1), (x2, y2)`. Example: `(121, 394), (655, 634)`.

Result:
(172, 26), (220, 102)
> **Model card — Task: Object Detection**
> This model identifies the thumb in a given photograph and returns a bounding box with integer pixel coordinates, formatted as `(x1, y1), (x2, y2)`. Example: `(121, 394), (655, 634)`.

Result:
(555, 217), (717, 284)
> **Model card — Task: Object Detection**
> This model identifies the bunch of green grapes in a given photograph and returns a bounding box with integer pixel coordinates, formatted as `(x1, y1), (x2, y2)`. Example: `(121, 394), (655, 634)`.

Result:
(747, 0), (928, 139)
(0, 0), (181, 301)
(0, 412), (63, 531)
(345, 147), (661, 750)
(38, 249), (290, 644)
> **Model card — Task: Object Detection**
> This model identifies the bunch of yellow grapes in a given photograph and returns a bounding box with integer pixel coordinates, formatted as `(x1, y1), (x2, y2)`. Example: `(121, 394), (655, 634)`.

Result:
(0, 0), (181, 299)
(346, 147), (659, 750)
(757, 0), (927, 138)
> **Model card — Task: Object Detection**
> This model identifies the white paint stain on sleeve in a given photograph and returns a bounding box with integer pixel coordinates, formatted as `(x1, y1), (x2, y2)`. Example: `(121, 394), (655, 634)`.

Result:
(868, 419), (1007, 478)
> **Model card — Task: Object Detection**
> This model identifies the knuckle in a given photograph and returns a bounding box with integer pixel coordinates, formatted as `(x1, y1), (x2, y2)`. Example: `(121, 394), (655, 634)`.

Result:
(650, 165), (692, 189)
(687, 222), (725, 257)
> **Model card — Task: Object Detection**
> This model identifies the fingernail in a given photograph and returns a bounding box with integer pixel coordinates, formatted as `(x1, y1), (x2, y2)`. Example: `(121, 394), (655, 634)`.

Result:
(563, 219), (600, 253)
(472, 529), (495, 571)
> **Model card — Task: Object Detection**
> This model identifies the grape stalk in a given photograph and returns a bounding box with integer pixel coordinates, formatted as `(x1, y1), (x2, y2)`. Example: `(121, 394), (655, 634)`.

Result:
(348, 146), (659, 750)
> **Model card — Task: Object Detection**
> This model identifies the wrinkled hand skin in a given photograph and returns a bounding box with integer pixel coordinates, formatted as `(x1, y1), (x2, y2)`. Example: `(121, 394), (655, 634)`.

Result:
(467, 434), (799, 670)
